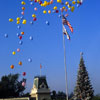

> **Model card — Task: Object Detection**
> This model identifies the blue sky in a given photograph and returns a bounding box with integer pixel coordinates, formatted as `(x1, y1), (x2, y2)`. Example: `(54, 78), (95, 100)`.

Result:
(0, 0), (100, 94)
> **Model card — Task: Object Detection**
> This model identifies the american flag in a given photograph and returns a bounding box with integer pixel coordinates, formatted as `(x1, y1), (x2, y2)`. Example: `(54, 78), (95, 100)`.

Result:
(62, 15), (73, 33)
(63, 25), (70, 40)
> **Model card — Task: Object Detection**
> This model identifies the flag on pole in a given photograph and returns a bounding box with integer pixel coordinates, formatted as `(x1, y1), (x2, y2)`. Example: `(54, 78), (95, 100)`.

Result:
(62, 15), (73, 33)
(40, 64), (42, 69)
(63, 25), (70, 40)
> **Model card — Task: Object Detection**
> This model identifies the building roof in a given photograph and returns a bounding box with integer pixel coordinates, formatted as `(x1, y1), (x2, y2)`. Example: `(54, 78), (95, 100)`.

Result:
(34, 76), (49, 89)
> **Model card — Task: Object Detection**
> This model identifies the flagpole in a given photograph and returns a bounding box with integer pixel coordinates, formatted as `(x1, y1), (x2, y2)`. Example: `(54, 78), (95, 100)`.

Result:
(40, 64), (41, 77)
(40, 68), (41, 77)
(62, 15), (69, 100)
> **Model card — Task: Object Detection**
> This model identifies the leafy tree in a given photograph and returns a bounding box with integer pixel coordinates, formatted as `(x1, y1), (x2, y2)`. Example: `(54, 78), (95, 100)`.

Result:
(57, 91), (66, 100)
(51, 90), (57, 100)
(73, 53), (94, 100)
(51, 90), (66, 100)
(0, 73), (26, 98)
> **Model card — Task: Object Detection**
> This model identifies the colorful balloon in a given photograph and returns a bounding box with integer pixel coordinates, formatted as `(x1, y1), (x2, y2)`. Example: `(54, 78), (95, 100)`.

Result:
(16, 17), (20, 21)
(21, 1), (26, 5)
(43, 10), (47, 14)
(19, 61), (22, 66)
(4, 34), (8, 38)
(10, 65), (14, 69)
(33, 17), (37, 21)
(21, 11), (24, 15)
(71, 6), (75, 12)
(21, 32), (24, 35)
(34, 7), (37, 11)
(22, 7), (25, 10)
(19, 41), (23, 45)
(22, 19), (26, 24)
(32, 14), (36, 17)
(30, 21), (33, 24)
(9, 18), (13, 22)
(17, 33), (20, 37)
(23, 72), (26, 76)
(17, 21), (20, 24)
(12, 51), (16, 55)
(17, 48), (20, 52)
(20, 16), (24, 20)
(57, 0), (62, 3)
(56, 10), (59, 13)
(22, 82), (26, 86)
(19, 35), (22, 39)
(48, 10), (51, 14)
(39, 1), (42, 4)
(46, 21), (49, 25)
(17, 25), (21, 29)
(28, 58), (32, 62)
(30, 2), (34, 5)
(53, 6), (57, 10)
(29, 36), (33, 40)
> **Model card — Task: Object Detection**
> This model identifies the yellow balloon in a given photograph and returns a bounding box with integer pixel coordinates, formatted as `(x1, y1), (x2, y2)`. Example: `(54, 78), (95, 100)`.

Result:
(41, 4), (43, 6)
(71, 6), (75, 12)
(65, 2), (69, 5)
(72, 1), (76, 4)
(12, 51), (16, 55)
(62, 6), (65, 9)
(43, 10), (47, 14)
(17, 21), (20, 24)
(32, 14), (36, 17)
(21, 1), (26, 5)
(16, 17), (20, 21)
(9, 18), (13, 22)
(37, 0), (40, 2)
(77, 0), (80, 4)
(53, 6), (57, 10)
(48, 10), (51, 14)
(57, 0), (62, 3)
(22, 20), (26, 24)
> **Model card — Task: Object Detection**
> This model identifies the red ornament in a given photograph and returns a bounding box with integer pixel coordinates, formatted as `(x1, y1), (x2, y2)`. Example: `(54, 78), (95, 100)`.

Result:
(56, 10), (59, 13)
(19, 36), (22, 40)
(39, 1), (42, 5)
(23, 72), (26, 76)
(33, 17), (37, 21)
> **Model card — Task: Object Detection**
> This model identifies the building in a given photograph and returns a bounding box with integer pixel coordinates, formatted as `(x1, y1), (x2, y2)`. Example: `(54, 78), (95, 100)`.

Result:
(30, 76), (51, 100)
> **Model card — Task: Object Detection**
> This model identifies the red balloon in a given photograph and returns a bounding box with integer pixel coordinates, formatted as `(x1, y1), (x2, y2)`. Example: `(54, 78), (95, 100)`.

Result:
(39, 1), (42, 5)
(19, 36), (22, 40)
(33, 17), (37, 21)
(23, 72), (26, 76)
(34, 0), (37, 2)
(56, 10), (59, 13)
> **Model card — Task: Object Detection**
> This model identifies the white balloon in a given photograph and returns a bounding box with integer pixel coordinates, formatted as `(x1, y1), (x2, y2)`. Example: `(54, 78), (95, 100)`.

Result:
(4, 34), (8, 38)
(28, 58), (32, 62)
(29, 36), (33, 40)
(19, 41), (23, 45)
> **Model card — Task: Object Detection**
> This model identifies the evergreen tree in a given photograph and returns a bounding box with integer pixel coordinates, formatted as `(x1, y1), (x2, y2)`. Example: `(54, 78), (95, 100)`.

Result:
(74, 53), (94, 100)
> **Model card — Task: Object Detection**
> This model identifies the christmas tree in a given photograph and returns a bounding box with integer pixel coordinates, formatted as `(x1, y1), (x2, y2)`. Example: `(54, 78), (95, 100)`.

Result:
(74, 53), (94, 100)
